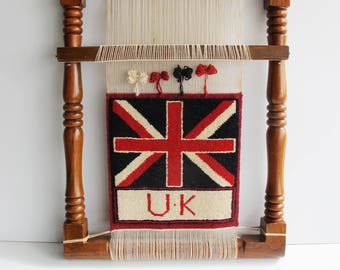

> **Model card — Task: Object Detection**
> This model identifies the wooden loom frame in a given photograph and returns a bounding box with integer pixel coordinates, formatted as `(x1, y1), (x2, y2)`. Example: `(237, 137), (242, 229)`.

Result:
(57, 0), (290, 259)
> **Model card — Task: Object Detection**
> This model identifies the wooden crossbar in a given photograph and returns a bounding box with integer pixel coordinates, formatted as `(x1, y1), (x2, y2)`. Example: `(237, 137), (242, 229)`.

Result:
(56, 45), (289, 62)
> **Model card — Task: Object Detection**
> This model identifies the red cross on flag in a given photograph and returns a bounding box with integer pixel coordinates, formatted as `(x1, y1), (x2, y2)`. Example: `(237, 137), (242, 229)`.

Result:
(113, 100), (236, 188)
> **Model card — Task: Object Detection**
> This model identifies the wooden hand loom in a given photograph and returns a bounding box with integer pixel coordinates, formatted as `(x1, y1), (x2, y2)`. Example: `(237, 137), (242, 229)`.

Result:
(57, 0), (290, 259)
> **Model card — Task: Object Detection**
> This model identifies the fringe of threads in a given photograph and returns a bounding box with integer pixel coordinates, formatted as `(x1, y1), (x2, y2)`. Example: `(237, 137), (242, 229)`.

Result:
(96, 45), (251, 62)
(109, 228), (238, 260)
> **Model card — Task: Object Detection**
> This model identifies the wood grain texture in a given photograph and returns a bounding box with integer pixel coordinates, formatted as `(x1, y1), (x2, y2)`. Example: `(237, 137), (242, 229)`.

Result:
(60, 0), (86, 8)
(64, 236), (111, 259)
(61, 0), (87, 241)
(265, 0), (290, 9)
(238, 234), (285, 258)
(264, 4), (288, 224)
(238, 219), (286, 258)
(56, 45), (289, 62)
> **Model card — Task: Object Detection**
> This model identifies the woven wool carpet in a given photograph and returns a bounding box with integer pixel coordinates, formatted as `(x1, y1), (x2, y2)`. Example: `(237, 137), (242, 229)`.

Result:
(106, 94), (242, 230)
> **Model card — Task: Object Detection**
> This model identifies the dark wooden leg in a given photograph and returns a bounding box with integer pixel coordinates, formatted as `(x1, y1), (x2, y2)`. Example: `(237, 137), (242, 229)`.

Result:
(60, 1), (111, 259)
(264, 0), (288, 224)
(262, 0), (289, 252)
(61, 0), (87, 241)
(262, 0), (289, 230)
(238, 1), (289, 258)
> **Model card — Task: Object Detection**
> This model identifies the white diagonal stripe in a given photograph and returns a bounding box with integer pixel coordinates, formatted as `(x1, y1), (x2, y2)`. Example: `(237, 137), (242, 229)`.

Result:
(196, 101), (236, 139)
(117, 100), (164, 139)
(115, 152), (154, 186)
(185, 153), (232, 187)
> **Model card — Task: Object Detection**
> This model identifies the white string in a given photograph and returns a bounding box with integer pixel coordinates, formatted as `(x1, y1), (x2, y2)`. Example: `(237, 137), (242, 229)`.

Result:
(63, 230), (111, 244)
(105, 0), (244, 94)
(110, 228), (238, 260)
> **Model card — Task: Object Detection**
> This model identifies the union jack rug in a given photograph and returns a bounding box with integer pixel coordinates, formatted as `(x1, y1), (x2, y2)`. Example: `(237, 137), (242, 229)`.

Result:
(106, 94), (242, 229)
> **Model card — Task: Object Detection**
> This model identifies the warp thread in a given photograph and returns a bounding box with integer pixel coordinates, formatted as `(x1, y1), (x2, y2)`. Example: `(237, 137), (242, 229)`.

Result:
(105, 0), (244, 94)
(96, 45), (252, 62)
(110, 229), (238, 260)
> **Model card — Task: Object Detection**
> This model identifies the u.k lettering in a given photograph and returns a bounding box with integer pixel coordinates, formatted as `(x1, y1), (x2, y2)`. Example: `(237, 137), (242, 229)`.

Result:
(147, 193), (196, 217)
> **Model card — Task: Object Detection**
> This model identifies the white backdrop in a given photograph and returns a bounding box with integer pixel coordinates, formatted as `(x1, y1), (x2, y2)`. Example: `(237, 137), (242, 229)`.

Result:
(0, 0), (339, 245)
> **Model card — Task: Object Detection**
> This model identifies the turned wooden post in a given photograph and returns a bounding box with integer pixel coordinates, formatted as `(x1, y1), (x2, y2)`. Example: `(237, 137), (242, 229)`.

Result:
(263, 0), (289, 225)
(61, 0), (87, 241)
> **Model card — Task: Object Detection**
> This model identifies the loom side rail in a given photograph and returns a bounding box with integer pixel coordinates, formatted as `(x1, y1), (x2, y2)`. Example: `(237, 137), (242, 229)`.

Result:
(61, 0), (88, 243)
(60, 0), (289, 259)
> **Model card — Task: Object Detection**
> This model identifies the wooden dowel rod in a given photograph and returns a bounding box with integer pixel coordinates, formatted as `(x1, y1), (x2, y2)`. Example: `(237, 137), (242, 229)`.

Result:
(56, 45), (289, 62)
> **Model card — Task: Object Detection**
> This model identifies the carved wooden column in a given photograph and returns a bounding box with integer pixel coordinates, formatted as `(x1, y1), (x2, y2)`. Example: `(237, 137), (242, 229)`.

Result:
(61, 0), (87, 241)
(261, 0), (289, 237)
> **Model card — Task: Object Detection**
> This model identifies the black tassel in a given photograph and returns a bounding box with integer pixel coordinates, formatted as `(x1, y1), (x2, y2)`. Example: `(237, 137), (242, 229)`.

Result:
(173, 65), (193, 95)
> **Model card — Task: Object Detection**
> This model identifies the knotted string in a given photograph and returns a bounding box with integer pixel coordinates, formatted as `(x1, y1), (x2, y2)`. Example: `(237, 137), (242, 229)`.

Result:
(127, 69), (148, 96)
(149, 71), (169, 95)
(195, 64), (218, 96)
(173, 65), (193, 95)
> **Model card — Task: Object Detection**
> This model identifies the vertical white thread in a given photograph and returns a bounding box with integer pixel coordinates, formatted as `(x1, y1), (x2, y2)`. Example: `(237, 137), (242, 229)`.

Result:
(105, 0), (244, 94)
(110, 229), (238, 260)
(105, 0), (243, 257)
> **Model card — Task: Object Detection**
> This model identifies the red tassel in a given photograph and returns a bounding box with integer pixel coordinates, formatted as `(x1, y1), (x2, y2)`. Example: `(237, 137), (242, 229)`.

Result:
(150, 71), (169, 94)
(195, 64), (218, 96)
(160, 71), (169, 81)
(195, 64), (207, 77)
